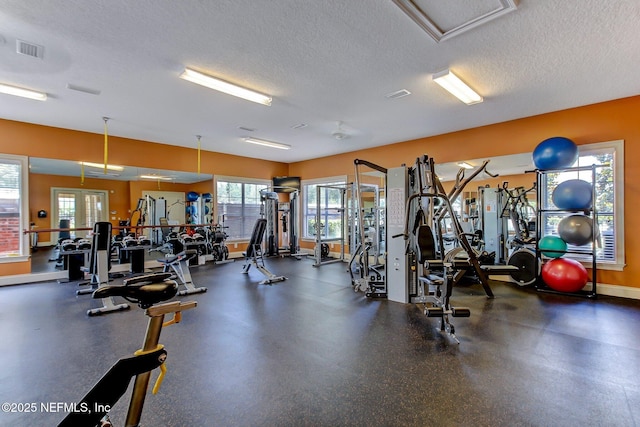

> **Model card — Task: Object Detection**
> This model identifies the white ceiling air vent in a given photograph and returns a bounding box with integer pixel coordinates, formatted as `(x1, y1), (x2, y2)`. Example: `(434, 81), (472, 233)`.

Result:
(385, 89), (412, 99)
(16, 40), (44, 59)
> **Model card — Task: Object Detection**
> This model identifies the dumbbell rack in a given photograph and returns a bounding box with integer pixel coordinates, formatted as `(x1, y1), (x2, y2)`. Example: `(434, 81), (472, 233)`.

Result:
(534, 164), (598, 298)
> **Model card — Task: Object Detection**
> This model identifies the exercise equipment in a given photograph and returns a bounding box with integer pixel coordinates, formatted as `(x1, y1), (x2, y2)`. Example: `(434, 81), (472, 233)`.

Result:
(558, 214), (593, 246)
(507, 247), (540, 286)
(48, 218), (72, 265)
(538, 235), (567, 258)
(350, 159), (387, 297)
(209, 223), (231, 263)
(242, 218), (286, 284)
(535, 164), (599, 298)
(541, 258), (588, 292)
(532, 136), (578, 170)
(261, 187), (302, 259)
(58, 238), (91, 282)
(501, 182), (537, 247)
(157, 250), (207, 295)
(311, 184), (348, 266)
(79, 222), (130, 316)
(388, 156), (508, 342)
(59, 273), (196, 427)
(113, 234), (151, 273)
(261, 190), (280, 257)
(552, 179), (593, 210)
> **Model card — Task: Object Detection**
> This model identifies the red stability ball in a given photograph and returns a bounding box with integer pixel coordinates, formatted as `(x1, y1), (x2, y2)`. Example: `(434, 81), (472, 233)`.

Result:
(541, 258), (588, 293)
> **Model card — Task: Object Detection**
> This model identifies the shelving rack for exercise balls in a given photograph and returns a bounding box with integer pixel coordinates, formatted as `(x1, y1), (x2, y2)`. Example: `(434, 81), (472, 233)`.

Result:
(534, 164), (599, 298)
(185, 191), (200, 225)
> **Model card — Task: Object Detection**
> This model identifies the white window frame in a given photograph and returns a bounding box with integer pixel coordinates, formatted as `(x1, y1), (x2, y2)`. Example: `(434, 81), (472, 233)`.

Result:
(214, 175), (270, 242)
(0, 154), (29, 262)
(301, 175), (347, 241)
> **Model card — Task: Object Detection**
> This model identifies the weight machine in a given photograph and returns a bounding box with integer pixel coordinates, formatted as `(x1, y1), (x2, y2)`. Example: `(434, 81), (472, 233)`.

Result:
(78, 221), (131, 316)
(312, 184), (348, 266)
(350, 159), (387, 297)
(261, 187), (301, 259)
(388, 155), (518, 342)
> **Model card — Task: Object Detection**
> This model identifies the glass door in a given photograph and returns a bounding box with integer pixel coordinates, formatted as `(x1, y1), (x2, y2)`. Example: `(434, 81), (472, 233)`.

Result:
(52, 188), (108, 241)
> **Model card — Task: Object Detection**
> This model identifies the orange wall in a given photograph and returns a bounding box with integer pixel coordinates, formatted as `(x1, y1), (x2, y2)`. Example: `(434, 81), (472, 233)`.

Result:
(3, 96), (640, 287)
(0, 119), (288, 179)
(290, 95), (640, 289)
(289, 96), (639, 179)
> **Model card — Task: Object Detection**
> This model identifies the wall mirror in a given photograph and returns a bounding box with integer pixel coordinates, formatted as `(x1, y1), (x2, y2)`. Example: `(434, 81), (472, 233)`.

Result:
(28, 157), (213, 275)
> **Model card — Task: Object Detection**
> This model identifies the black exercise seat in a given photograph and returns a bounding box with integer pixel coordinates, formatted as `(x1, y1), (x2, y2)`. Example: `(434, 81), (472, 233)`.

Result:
(93, 273), (177, 308)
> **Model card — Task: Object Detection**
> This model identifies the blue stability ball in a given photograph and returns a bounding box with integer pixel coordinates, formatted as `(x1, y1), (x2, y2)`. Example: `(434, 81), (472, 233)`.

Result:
(202, 192), (213, 202)
(532, 137), (578, 170)
(558, 214), (593, 246)
(186, 191), (199, 202)
(552, 179), (593, 210)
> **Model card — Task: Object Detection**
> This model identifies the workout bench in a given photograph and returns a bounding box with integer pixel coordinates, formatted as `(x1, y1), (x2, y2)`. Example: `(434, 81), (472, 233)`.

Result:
(242, 218), (286, 285)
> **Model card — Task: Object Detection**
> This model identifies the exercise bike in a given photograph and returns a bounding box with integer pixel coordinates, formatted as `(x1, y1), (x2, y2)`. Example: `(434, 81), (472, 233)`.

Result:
(59, 272), (196, 427)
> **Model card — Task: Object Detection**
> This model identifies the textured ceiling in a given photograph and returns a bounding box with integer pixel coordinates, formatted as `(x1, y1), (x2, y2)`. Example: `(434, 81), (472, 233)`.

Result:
(1, 0), (639, 165)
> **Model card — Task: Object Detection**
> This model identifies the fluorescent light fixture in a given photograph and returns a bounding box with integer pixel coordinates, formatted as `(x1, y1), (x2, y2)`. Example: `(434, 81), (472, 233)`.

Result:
(179, 68), (272, 106)
(432, 70), (483, 105)
(457, 162), (474, 169)
(243, 137), (291, 150)
(140, 175), (173, 181)
(0, 83), (47, 101)
(79, 161), (124, 171)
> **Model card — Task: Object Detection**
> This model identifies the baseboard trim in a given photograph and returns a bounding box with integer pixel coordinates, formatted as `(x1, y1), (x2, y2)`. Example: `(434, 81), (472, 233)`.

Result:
(0, 271), (67, 286)
(489, 274), (640, 300)
(595, 283), (640, 300)
(0, 260), (163, 287)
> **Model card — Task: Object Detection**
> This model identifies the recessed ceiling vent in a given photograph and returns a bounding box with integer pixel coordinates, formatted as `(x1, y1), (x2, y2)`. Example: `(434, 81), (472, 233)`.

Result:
(385, 89), (412, 99)
(16, 40), (44, 59)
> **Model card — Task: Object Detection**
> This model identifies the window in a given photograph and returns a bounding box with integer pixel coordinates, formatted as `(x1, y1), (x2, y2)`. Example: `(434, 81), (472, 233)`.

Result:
(539, 140), (624, 270)
(215, 177), (269, 240)
(301, 177), (347, 239)
(0, 154), (29, 260)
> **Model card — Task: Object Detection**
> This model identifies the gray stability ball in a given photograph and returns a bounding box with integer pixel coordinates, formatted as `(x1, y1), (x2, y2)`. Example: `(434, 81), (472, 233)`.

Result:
(557, 214), (593, 246)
